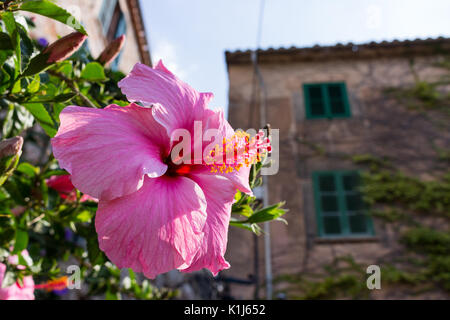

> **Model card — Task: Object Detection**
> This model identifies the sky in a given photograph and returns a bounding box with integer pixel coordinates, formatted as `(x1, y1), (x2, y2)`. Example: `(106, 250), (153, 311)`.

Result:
(139, 0), (450, 115)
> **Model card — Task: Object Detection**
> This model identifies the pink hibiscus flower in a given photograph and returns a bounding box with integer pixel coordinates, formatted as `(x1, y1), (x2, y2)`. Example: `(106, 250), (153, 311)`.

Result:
(51, 61), (252, 278)
(46, 174), (97, 202)
(0, 251), (35, 300)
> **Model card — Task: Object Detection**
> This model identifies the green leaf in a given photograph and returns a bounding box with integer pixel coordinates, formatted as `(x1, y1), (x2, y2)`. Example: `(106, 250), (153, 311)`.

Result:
(23, 102), (57, 137)
(111, 99), (129, 107)
(0, 32), (13, 50)
(1, 104), (34, 138)
(84, 223), (105, 266)
(18, 0), (87, 35)
(17, 23), (35, 71)
(234, 190), (243, 202)
(0, 152), (21, 186)
(232, 204), (253, 217)
(29, 92), (76, 104)
(229, 219), (262, 235)
(245, 202), (288, 224)
(11, 78), (22, 93)
(13, 229), (28, 253)
(1, 104), (14, 138)
(0, 64), (13, 93)
(2, 12), (21, 75)
(41, 169), (68, 179)
(56, 60), (73, 77)
(80, 62), (106, 81)
(16, 162), (38, 178)
(105, 290), (121, 300)
(128, 269), (136, 281)
(3, 175), (32, 205)
(27, 74), (40, 93)
(75, 210), (93, 223)
(53, 92), (77, 103)
(21, 51), (51, 76)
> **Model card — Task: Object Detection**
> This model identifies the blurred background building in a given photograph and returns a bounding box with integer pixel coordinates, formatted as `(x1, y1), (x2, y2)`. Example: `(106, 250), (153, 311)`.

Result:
(224, 37), (450, 299)
(27, 0), (151, 72)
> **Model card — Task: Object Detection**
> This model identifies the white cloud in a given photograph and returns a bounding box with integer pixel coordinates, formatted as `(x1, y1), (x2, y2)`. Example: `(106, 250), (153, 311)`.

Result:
(151, 39), (190, 79)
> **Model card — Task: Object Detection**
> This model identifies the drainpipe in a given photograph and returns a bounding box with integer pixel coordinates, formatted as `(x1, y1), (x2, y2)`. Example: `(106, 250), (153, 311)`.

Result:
(262, 181), (272, 300)
(251, 50), (272, 300)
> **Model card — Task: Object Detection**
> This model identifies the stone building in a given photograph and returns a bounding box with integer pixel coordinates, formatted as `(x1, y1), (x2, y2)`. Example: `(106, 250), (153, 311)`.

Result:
(224, 38), (450, 299)
(27, 0), (151, 72)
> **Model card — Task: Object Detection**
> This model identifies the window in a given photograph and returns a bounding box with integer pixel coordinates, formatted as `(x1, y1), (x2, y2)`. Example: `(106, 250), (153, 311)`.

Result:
(99, 0), (127, 70)
(99, 0), (118, 34)
(312, 171), (374, 238)
(303, 82), (351, 119)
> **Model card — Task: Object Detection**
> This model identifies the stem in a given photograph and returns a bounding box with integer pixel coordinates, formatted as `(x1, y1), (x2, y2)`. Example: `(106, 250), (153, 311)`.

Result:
(47, 70), (98, 108)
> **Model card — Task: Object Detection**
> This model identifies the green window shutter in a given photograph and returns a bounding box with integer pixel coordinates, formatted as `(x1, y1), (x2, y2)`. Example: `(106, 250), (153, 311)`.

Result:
(313, 171), (374, 238)
(304, 82), (351, 119)
(304, 84), (327, 118)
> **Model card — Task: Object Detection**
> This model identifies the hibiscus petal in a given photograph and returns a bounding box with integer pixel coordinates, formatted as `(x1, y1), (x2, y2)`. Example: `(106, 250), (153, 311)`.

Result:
(95, 175), (207, 279)
(118, 61), (213, 137)
(222, 163), (253, 195)
(52, 104), (169, 200)
(198, 108), (253, 195)
(180, 174), (236, 276)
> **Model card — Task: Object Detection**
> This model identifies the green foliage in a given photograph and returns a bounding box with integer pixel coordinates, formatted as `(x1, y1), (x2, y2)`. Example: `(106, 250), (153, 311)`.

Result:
(351, 153), (392, 171)
(369, 208), (409, 223)
(385, 58), (450, 113)
(275, 256), (370, 300)
(402, 227), (450, 256)
(230, 160), (287, 235)
(360, 170), (450, 217)
(434, 146), (450, 163)
(355, 154), (450, 293)
(380, 264), (425, 285)
(80, 62), (106, 82)
(412, 81), (440, 105)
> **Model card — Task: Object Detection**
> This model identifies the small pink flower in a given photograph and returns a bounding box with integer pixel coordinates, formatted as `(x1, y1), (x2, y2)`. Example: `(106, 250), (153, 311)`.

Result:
(0, 251), (35, 300)
(46, 175), (97, 202)
(51, 61), (252, 278)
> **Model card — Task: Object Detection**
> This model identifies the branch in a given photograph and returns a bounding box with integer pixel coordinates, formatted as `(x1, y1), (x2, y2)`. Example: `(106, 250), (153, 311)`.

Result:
(47, 70), (98, 108)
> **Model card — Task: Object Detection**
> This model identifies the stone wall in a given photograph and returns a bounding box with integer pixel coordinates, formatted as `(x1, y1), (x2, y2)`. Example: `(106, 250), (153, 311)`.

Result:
(224, 52), (450, 299)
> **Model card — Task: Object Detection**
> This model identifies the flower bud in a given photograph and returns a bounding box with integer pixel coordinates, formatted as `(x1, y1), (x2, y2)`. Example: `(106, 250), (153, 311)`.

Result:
(0, 136), (23, 186)
(43, 31), (87, 63)
(97, 34), (126, 66)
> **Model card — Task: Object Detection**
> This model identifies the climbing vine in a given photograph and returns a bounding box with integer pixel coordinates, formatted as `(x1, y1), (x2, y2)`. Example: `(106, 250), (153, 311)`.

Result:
(275, 56), (450, 299)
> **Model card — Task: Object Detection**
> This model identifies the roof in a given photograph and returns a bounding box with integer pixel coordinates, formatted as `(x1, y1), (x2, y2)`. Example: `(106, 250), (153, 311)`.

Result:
(225, 37), (450, 65)
(126, 0), (152, 66)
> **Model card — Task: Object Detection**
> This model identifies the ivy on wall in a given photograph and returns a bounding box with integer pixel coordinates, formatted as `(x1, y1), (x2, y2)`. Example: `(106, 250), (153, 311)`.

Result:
(275, 57), (450, 300)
